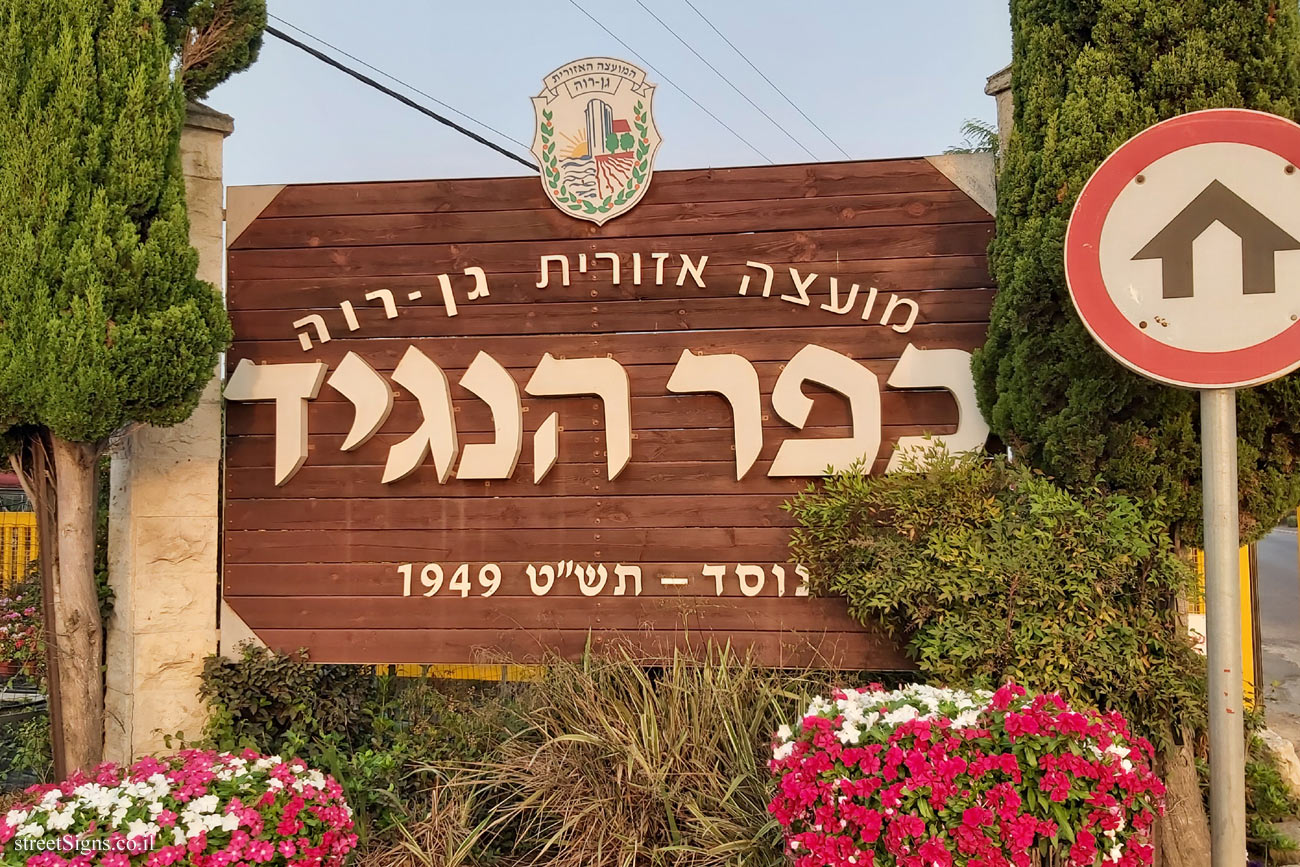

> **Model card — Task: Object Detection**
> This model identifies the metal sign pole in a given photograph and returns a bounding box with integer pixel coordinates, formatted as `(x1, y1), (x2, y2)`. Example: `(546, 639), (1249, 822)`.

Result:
(1202, 387), (1246, 867)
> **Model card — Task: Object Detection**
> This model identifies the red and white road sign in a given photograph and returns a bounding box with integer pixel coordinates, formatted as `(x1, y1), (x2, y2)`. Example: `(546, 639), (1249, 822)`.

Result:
(1066, 108), (1300, 388)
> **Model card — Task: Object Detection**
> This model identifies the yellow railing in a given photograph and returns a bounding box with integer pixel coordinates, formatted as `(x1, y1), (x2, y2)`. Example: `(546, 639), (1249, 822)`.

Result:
(0, 511), (37, 592)
(1193, 545), (1258, 710)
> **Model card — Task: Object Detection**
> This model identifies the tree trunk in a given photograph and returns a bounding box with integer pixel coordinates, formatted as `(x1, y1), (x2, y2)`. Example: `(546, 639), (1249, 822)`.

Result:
(1160, 728), (1211, 867)
(49, 435), (103, 772)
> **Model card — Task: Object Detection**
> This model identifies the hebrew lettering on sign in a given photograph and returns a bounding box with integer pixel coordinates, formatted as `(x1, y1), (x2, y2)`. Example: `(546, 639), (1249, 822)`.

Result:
(738, 261), (774, 297)
(383, 347), (458, 484)
(328, 352), (393, 451)
(455, 351), (523, 480)
(226, 340), (985, 485)
(292, 314), (331, 351)
(884, 345), (990, 471)
(666, 350), (762, 480)
(767, 344), (882, 476)
(224, 359), (328, 485)
(525, 353), (632, 481)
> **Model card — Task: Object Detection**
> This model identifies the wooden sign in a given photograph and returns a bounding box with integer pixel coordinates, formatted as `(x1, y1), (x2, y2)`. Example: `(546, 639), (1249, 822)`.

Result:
(222, 156), (995, 668)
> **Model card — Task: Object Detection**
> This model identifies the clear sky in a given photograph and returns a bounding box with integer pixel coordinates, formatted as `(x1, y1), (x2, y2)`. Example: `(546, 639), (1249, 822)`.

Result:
(208, 1), (1011, 188)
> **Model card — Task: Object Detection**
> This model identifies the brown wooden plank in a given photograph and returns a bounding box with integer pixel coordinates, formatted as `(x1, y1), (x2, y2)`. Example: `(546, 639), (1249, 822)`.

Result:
(233, 191), (990, 249)
(226, 257), (993, 309)
(225, 357), (928, 397)
(224, 526), (795, 564)
(223, 494), (797, 532)
(226, 223), (994, 281)
(227, 595), (869, 632)
(226, 461), (825, 500)
(252, 159), (959, 220)
(226, 288), (994, 342)
(246, 626), (913, 669)
(223, 561), (822, 597)
(224, 423), (943, 471)
(226, 322), (989, 371)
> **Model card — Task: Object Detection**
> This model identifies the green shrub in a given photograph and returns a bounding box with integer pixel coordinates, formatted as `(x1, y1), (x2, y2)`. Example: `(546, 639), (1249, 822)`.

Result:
(785, 448), (1205, 750)
(198, 645), (518, 851)
(0, 709), (53, 788)
(1245, 713), (1300, 856)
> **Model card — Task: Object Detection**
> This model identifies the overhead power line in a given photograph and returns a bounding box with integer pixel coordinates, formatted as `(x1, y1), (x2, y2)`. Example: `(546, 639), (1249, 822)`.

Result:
(268, 14), (531, 152)
(565, 0), (773, 164)
(264, 24), (536, 171)
(681, 0), (852, 160)
(633, 0), (818, 161)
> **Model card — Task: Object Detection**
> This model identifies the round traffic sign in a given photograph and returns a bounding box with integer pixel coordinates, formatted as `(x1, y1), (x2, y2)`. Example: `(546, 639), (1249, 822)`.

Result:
(1065, 108), (1300, 389)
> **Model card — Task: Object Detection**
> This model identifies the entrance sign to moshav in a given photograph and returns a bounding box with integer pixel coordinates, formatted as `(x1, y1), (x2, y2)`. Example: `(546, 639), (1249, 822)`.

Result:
(531, 58), (661, 225)
(219, 57), (997, 671)
(1066, 108), (1300, 867)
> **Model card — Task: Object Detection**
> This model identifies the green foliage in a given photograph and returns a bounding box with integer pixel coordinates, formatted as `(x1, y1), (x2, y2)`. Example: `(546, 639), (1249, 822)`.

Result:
(785, 448), (1206, 751)
(164, 0), (266, 99)
(0, 0), (231, 447)
(604, 132), (621, 154)
(0, 710), (54, 789)
(199, 643), (373, 749)
(619, 131), (634, 151)
(1245, 712), (1300, 856)
(973, 0), (1300, 544)
(944, 118), (999, 155)
(198, 645), (519, 852)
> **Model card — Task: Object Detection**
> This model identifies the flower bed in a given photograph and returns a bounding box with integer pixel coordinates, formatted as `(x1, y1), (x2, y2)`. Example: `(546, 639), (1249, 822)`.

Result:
(769, 683), (1165, 867)
(0, 750), (356, 867)
(0, 570), (42, 680)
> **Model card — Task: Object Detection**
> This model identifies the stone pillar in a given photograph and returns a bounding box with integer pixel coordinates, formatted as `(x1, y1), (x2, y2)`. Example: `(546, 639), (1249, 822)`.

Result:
(104, 103), (232, 763)
(985, 64), (1013, 146)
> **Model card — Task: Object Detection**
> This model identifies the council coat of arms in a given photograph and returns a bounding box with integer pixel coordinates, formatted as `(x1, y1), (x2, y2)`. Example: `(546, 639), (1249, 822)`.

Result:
(531, 57), (662, 225)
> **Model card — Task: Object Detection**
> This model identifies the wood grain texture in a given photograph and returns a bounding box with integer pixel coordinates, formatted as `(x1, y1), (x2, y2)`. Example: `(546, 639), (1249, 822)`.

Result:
(224, 157), (993, 669)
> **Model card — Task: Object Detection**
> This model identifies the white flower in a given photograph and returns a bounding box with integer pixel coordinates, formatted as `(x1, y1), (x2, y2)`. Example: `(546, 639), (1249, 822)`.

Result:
(189, 795), (219, 814)
(46, 809), (75, 831)
(17, 823), (44, 838)
(773, 742), (795, 761)
(776, 724), (792, 741)
(173, 827), (188, 845)
(882, 705), (919, 725)
(268, 778), (284, 790)
(837, 724), (861, 745)
(221, 814), (240, 832)
(5, 809), (30, 827)
(127, 819), (160, 840)
(953, 709), (982, 729)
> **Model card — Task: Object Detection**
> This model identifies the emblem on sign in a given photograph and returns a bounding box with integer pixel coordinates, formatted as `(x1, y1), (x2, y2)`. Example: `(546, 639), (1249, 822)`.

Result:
(531, 57), (662, 225)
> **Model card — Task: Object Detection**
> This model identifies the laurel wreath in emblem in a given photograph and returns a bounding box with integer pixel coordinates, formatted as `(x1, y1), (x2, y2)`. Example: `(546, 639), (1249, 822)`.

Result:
(538, 100), (652, 216)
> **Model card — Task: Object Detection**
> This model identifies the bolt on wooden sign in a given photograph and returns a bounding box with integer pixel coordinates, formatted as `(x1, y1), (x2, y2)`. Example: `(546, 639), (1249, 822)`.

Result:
(222, 152), (995, 667)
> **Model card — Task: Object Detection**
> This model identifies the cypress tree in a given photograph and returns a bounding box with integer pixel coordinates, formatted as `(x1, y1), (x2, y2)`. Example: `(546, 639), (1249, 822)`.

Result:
(0, 0), (231, 769)
(973, 1), (1300, 545)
